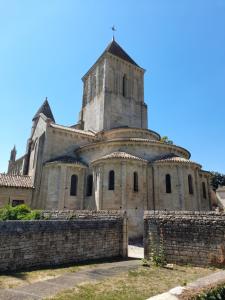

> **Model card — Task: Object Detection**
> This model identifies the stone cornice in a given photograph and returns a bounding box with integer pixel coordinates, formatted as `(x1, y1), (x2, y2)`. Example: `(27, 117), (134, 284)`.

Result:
(96, 127), (161, 141)
(44, 161), (87, 169)
(76, 138), (191, 159)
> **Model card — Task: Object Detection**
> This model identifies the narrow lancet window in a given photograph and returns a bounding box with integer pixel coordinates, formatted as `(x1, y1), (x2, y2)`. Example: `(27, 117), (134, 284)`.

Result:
(133, 172), (138, 192)
(188, 175), (194, 195)
(86, 174), (93, 196)
(108, 170), (115, 190)
(70, 175), (78, 196)
(122, 74), (127, 97)
(202, 182), (207, 199)
(166, 174), (172, 193)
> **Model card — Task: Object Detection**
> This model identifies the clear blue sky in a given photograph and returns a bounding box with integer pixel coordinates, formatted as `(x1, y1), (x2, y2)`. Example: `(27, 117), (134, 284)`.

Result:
(0, 0), (224, 173)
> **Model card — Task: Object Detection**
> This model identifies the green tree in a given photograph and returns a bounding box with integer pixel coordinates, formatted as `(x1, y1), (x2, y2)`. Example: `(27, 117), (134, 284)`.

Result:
(211, 172), (225, 191)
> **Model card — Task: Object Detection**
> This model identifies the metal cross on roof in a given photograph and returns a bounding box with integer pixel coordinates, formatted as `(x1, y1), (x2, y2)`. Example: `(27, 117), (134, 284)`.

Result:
(111, 25), (116, 41)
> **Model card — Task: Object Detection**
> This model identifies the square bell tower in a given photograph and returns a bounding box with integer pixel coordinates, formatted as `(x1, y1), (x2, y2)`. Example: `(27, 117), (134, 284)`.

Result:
(79, 39), (148, 132)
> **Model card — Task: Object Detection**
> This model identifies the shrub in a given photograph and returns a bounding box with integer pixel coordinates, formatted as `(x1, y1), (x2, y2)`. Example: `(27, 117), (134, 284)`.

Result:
(150, 228), (167, 267)
(194, 284), (225, 299)
(0, 204), (41, 221)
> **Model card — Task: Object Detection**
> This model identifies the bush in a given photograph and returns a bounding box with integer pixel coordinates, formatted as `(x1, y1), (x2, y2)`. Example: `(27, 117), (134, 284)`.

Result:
(0, 204), (41, 221)
(190, 284), (225, 300)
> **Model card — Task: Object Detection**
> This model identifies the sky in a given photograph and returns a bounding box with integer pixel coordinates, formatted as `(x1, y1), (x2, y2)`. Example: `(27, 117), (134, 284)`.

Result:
(0, 0), (225, 174)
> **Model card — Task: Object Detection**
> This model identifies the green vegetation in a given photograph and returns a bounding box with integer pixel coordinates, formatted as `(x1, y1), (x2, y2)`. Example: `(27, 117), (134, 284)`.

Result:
(150, 230), (167, 267)
(160, 136), (173, 145)
(211, 171), (225, 191)
(190, 284), (225, 300)
(0, 204), (41, 221)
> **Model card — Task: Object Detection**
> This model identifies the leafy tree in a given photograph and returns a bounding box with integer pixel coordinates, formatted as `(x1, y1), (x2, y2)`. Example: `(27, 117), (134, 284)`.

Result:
(211, 172), (225, 191)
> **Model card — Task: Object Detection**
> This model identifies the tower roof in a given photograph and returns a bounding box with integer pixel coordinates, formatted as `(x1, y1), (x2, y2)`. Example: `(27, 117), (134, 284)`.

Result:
(104, 40), (140, 67)
(33, 98), (55, 122)
(82, 39), (142, 80)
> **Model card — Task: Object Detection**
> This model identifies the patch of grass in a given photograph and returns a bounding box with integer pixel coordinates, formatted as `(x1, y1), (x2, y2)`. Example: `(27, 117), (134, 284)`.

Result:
(47, 265), (218, 300)
(0, 263), (97, 289)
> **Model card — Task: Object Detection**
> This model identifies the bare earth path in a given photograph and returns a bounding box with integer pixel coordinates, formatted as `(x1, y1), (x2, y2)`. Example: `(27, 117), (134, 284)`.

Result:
(0, 259), (141, 300)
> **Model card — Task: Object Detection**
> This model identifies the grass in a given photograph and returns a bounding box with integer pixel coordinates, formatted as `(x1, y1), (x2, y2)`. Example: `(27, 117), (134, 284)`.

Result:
(0, 262), (97, 289)
(46, 264), (218, 300)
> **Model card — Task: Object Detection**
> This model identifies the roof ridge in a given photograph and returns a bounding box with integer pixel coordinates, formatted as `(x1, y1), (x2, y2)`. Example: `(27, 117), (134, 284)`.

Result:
(104, 40), (140, 67)
(50, 123), (96, 136)
(0, 173), (31, 177)
(91, 151), (147, 164)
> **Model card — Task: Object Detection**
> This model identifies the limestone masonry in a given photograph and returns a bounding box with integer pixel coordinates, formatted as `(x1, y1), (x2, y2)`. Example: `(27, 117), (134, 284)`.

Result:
(144, 211), (225, 266)
(0, 39), (212, 238)
(0, 211), (127, 272)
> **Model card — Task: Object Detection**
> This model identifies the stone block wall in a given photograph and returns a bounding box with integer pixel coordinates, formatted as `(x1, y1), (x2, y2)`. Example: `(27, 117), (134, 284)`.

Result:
(0, 211), (127, 272)
(144, 211), (225, 266)
(0, 187), (32, 208)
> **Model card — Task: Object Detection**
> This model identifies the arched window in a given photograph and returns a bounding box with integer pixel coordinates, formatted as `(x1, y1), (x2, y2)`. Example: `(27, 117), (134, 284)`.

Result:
(70, 175), (78, 196)
(166, 174), (172, 193)
(202, 182), (207, 199)
(133, 172), (138, 192)
(188, 175), (194, 195)
(122, 74), (127, 97)
(86, 174), (93, 196)
(108, 170), (115, 190)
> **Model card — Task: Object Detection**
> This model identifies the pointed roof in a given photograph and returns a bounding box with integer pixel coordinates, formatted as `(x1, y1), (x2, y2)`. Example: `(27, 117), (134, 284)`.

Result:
(82, 39), (142, 79)
(33, 98), (55, 122)
(104, 40), (140, 67)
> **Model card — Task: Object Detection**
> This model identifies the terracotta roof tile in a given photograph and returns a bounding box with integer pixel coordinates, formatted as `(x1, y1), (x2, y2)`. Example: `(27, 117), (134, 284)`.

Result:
(152, 155), (201, 167)
(0, 174), (33, 188)
(92, 151), (147, 164)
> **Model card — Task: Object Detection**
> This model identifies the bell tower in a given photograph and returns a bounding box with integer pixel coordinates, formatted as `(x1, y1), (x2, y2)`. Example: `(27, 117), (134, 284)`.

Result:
(79, 39), (148, 132)
(7, 145), (17, 174)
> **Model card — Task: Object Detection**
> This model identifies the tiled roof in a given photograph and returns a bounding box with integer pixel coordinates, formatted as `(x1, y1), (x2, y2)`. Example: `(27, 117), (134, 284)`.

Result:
(152, 155), (201, 167)
(92, 151), (147, 164)
(0, 174), (33, 188)
(50, 123), (96, 137)
(33, 99), (55, 122)
(105, 40), (140, 67)
(46, 156), (87, 166)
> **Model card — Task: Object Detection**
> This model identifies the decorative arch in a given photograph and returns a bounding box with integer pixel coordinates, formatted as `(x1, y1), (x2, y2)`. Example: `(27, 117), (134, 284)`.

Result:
(108, 170), (115, 190)
(70, 174), (78, 196)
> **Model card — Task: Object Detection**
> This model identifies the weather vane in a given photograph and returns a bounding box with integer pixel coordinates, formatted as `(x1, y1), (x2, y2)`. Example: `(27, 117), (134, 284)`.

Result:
(111, 25), (116, 41)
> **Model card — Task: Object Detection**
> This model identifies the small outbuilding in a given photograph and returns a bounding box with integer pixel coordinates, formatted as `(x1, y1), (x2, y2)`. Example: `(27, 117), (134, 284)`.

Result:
(0, 173), (33, 207)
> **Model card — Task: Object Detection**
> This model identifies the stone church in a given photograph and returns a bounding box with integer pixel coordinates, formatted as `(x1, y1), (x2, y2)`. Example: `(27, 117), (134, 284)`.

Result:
(0, 39), (212, 238)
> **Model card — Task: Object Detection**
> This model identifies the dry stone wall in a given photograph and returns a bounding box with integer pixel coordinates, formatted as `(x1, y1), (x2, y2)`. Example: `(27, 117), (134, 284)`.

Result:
(0, 211), (127, 272)
(144, 211), (225, 266)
